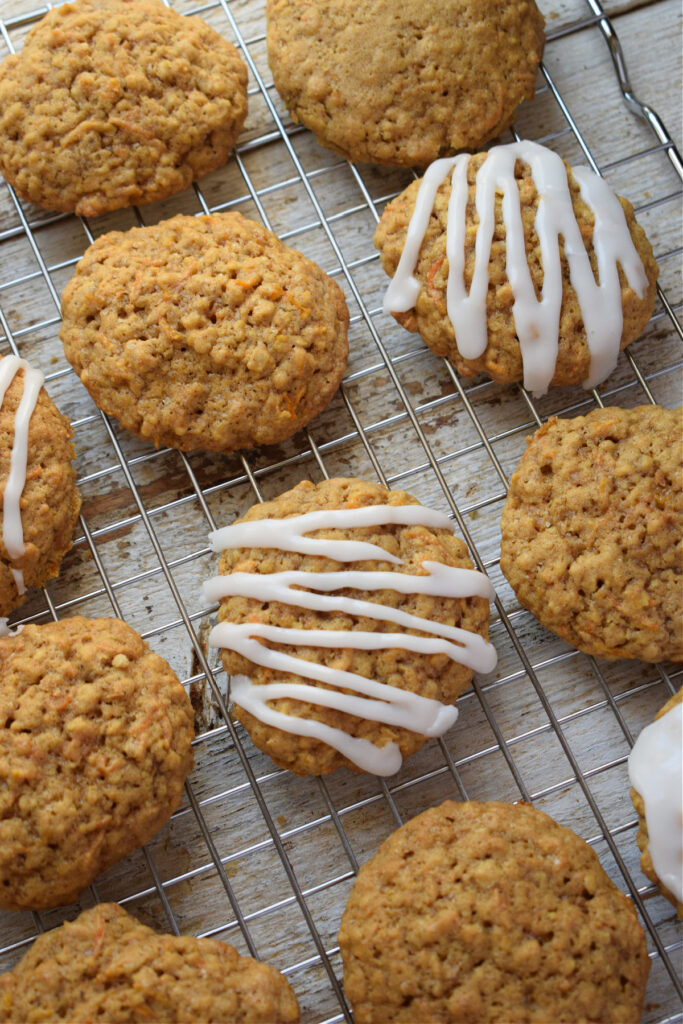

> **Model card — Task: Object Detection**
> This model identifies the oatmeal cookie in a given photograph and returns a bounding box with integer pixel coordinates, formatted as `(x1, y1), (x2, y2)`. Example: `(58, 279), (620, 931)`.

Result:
(500, 405), (682, 662)
(0, 902), (300, 1022)
(0, 0), (248, 217)
(60, 212), (349, 453)
(0, 356), (80, 618)
(0, 617), (194, 910)
(267, 0), (544, 166)
(375, 142), (657, 392)
(629, 687), (683, 916)
(206, 477), (496, 776)
(339, 800), (650, 1023)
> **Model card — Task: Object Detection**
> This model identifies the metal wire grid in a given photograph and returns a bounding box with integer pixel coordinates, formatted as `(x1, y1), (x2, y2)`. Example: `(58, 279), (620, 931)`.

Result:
(0, 0), (681, 1020)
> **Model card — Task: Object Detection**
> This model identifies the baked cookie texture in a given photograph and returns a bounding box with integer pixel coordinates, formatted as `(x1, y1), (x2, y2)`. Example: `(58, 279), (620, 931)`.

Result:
(0, 359), (80, 618)
(0, 617), (194, 911)
(60, 212), (349, 453)
(266, 0), (544, 166)
(339, 800), (650, 1024)
(214, 477), (492, 776)
(0, 0), (248, 217)
(374, 151), (657, 387)
(500, 405), (682, 662)
(630, 687), (683, 917)
(0, 902), (300, 1023)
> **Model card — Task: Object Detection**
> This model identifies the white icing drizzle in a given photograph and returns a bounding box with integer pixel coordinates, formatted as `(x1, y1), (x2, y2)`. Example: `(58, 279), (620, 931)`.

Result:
(230, 674), (405, 776)
(0, 618), (23, 638)
(209, 504), (456, 565)
(0, 357), (44, 596)
(206, 504), (497, 775)
(383, 140), (649, 396)
(628, 700), (683, 903)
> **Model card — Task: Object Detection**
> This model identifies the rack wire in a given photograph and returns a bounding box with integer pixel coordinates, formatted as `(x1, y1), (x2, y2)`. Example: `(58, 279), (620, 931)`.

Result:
(0, 0), (681, 1020)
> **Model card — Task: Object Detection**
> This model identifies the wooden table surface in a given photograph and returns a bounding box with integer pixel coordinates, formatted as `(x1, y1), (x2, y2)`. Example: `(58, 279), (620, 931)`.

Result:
(0, 1), (681, 1021)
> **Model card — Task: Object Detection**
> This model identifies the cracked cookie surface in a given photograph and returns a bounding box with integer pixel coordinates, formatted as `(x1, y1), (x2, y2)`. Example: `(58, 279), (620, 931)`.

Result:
(0, 617), (194, 910)
(0, 903), (300, 1022)
(339, 800), (649, 1023)
(60, 212), (349, 454)
(0, 0), (247, 216)
(267, 0), (544, 167)
(500, 405), (682, 662)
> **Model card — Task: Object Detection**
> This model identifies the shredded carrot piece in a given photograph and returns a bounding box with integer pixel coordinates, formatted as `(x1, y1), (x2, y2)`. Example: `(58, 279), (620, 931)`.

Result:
(53, 692), (72, 712)
(109, 118), (157, 141)
(281, 386), (306, 418)
(133, 1004), (157, 1020)
(427, 258), (446, 312)
(92, 907), (106, 957)
(286, 294), (310, 317)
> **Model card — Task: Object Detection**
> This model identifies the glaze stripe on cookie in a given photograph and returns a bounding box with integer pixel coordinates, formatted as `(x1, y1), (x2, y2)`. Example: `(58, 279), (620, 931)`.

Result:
(205, 505), (497, 775)
(628, 700), (683, 903)
(384, 140), (649, 395)
(0, 357), (44, 595)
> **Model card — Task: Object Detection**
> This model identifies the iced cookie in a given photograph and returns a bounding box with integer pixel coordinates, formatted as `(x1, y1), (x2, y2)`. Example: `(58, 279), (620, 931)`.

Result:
(375, 141), (657, 393)
(629, 687), (683, 916)
(205, 477), (496, 776)
(0, 355), (80, 618)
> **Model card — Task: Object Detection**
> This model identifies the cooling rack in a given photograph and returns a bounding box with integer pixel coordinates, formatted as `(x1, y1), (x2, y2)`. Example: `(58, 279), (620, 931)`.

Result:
(0, 0), (681, 1020)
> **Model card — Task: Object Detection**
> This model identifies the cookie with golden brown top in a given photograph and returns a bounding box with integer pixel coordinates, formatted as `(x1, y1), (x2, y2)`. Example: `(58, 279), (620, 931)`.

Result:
(60, 212), (349, 454)
(339, 800), (650, 1023)
(375, 142), (657, 392)
(0, 617), (194, 911)
(206, 477), (496, 777)
(0, 356), (80, 618)
(0, 0), (247, 217)
(500, 405), (682, 662)
(0, 903), (300, 1023)
(629, 687), (683, 917)
(267, 0), (544, 166)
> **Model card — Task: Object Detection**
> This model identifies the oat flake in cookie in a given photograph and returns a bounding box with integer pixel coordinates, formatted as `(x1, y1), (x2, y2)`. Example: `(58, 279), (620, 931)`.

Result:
(267, 0), (544, 166)
(0, 355), (80, 619)
(205, 478), (496, 776)
(0, 617), (194, 911)
(60, 212), (349, 454)
(500, 405), (682, 662)
(0, 903), (300, 1023)
(375, 141), (658, 393)
(339, 800), (650, 1023)
(0, 0), (248, 217)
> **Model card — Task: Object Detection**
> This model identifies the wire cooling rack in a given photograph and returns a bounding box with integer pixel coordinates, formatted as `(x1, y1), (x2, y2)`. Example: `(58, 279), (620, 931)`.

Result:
(0, 0), (681, 1020)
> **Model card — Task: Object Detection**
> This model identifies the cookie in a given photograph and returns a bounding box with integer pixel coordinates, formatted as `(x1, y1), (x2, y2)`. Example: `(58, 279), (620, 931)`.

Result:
(0, 355), (80, 618)
(0, 617), (194, 910)
(204, 477), (496, 776)
(500, 405), (682, 662)
(339, 800), (650, 1023)
(0, 0), (247, 217)
(629, 687), (683, 916)
(60, 212), (349, 454)
(0, 902), (300, 1022)
(266, 0), (544, 166)
(375, 140), (658, 393)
